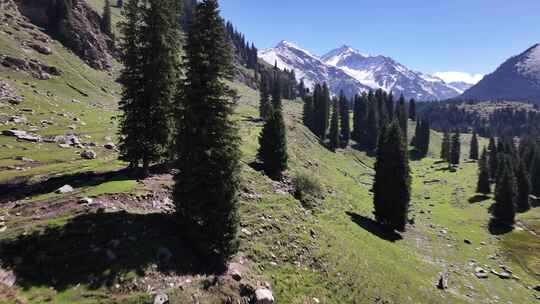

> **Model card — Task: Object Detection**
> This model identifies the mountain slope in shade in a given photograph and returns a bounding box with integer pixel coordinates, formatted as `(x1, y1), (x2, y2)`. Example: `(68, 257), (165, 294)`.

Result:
(260, 42), (463, 101)
(259, 41), (372, 98)
(461, 43), (540, 102)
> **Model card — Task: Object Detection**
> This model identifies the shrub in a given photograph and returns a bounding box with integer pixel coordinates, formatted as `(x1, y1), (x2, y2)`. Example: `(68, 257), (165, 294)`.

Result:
(293, 171), (323, 209)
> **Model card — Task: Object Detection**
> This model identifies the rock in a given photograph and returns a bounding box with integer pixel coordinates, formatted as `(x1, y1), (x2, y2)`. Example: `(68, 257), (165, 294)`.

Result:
(255, 288), (274, 304)
(104, 142), (115, 150)
(29, 43), (52, 55)
(153, 292), (168, 304)
(79, 197), (93, 204)
(533, 285), (540, 292)
(230, 269), (242, 281)
(475, 267), (488, 279)
(464, 239), (472, 245)
(9, 115), (27, 124)
(2, 129), (41, 142)
(437, 272), (449, 290)
(81, 150), (97, 159)
(241, 228), (252, 236)
(0, 268), (16, 287)
(56, 185), (74, 194)
(313, 298), (320, 304)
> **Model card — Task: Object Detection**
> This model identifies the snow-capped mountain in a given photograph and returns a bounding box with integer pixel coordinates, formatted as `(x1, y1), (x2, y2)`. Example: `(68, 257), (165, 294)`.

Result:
(461, 43), (540, 102)
(259, 41), (372, 98)
(259, 41), (463, 101)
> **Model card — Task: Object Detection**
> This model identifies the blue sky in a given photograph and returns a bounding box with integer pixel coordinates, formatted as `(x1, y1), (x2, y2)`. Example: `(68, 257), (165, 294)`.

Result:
(219, 0), (540, 78)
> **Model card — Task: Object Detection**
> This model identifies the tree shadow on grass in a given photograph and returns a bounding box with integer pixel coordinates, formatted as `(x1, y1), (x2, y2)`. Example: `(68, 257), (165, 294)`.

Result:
(488, 219), (514, 235)
(346, 211), (403, 242)
(0, 211), (208, 292)
(409, 149), (427, 161)
(468, 194), (491, 204)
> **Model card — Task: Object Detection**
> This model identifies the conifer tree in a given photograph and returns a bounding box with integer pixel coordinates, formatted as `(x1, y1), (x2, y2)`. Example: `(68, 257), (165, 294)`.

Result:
(302, 95), (314, 132)
(396, 94), (408, 137)
(450, 131), (461, 165)
(492, 158), (516, 226)
(339, 91), (351, 147)
(373, 121), (411, 232)
(412, 118), (430, 157)
(531, 152), (540, 196)
(469, 131), (479, 160)
(477, 148), (491, 194)
(271, 71), (282, 110)
(365, 97), (379, 151)
(375, 89), (388, 127)
(441, 131), (451, 161)
(386, 92), (395, 121)
(409, 98), (416, 121)
(118, 0), (181, 176)
(174, 0), (240, 269)
(515, 160), (531, 212)
(103, 0), (113, 36)
(329, 98), (340, 152)
(259, 75), (272, 120)
(352, 94), (367, 144)
(488, 137), (498, 180)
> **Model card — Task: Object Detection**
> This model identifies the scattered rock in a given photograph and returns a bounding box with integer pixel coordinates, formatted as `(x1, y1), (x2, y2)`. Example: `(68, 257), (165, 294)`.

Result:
(79, 197), (93, 204)
(56, 185), (74, 194)
(2, 129), (41, 142)
(29, 42), (52, 55)
(241, 228), (252, 236)
(464, 239), (472, 245)
(0, 268), (16, 287)
(104, 142), (116, 150)
(81, 150), (97, 159)
(255, 288), (274, 304)
(437, 272), (449, 290)
(153, 292), (168, 304)
(475, 267), (488, 279)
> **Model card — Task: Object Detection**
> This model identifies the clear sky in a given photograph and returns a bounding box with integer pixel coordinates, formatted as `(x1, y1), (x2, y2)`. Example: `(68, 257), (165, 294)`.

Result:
(219, 0), (540, 77)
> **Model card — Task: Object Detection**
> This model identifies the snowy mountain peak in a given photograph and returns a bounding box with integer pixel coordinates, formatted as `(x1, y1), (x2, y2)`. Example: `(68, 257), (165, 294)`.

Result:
(517, 43), (540, 80)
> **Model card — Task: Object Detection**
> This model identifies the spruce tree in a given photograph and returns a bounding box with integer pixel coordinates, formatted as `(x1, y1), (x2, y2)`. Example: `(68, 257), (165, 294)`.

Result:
(492, 158), (516, 226)
(174, 0), (241, 269)
(409, 98), (416, 121)
(515, 160), (531, 212)
(258, 106), (288, 179)
(477, 148), (491, 194)
(531, 152), (540, 196)
(488, 137), (498, 180)
(386, 92), (395, 121)
(352, 93), (367, 144)
(450, 131), (461, 165)
(469, 131), (479, 160)
(396, 94), (408, 137)
(373, 121), (411, 232)
(329, 98), (340, 152)
(118, 0), (181, 176)
(103, 0), (113, 35)
(339, 92), (350, 147)
(302, 95), (314, 132)
(441, 131), (451, 161)
(259, 75), (272, 120)
(271, 71), (282, 110)
(365, 97), (379, 151)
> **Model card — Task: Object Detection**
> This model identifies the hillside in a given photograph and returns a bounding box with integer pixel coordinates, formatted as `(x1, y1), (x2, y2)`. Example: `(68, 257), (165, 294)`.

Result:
(0, 1), (539, 304)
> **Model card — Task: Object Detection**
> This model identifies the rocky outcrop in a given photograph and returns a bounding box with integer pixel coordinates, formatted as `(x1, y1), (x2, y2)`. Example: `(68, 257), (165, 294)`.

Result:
(1, 54), (62, 79)
(14, 0), (115, 70)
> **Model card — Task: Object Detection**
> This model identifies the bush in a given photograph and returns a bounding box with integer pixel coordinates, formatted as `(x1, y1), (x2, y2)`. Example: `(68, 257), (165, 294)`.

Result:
(293, 172), (323, 209)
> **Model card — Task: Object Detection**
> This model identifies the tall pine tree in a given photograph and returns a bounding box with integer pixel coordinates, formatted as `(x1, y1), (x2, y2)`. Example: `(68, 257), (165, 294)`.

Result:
(259, 75), (272, 120)
(174, 0), (241, 269)
(477, 148), (491, 194)
(365, 96), (379, 152)
(488, 137), (498, 181)
(531, 152), (540, 196)
(352, 93), (367, 144)
(441, 131), (451, 161)
(515, 160), (531, 212)
(329, 97), (340, 152)
(492, 157), (516, 226)
(396, 94), (408, 137)
(450, 131), (461, 165)
(373, 121), (411, 232)
(339, 91), (350, 147)
(469, 131), (479, 160)
(408, 98), (416, 121)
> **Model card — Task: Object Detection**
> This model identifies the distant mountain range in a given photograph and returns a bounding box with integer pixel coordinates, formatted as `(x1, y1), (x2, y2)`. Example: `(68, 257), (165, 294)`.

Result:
(461, 43), (540, 102)
(260, 41), (474, 101)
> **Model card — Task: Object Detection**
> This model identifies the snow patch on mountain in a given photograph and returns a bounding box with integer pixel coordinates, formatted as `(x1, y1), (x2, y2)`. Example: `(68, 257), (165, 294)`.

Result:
(517, 44), (540, 80)
(434, 71), (484, 85)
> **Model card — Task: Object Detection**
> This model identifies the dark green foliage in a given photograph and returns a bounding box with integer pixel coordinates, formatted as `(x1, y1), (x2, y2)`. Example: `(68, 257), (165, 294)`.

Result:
(302, 95), (314, 131)
(386, 93), (395, 121)
(375, 89), (388, 127)
(258, 107), (288, 179)
(492, 157), (516, 226)
(352, 94), (367, 143)
(259, 75), (272, 120)
(225, 21), (258, 70)
(488, 137), (498, 180)
(293, 171), (323, 209)
(329, 98), (340, 152)
(312, 84), (330, 141)
(271, 70), (282, 110)
(174, 0), (240, 268)
(339, 92), (351, 147)
(373, 122), (411, 232)
(396, 95), (408, 137)
(477, 148), (491, 194)
(515, 160), (531, 212)
(365, 96), (379, 151)
(118, 0), (181, 176)
(531, 152), (540, 196)
(102, 0), (112, 35)
(412, 118), (430, 157)
(409, 99), (416, 121)
(441, 131), (451, 161)
(469, 132), (479, 160)
(450, 131), (461, 165)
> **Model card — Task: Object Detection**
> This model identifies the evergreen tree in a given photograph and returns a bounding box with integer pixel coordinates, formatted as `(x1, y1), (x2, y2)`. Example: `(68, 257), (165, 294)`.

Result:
(441, 131), (451, 161)
(174, 0), (240, 269)
(118, 0), (181, 176)
(412, 118), (430, 157)
(352, 93), (367, 144)
(515, 160), (531, 212)
(396, 94), (408, 137)
(469, 131), (479, 160)
(409, 98), (416, 121)
(492, 157), (516, 226)
(450, 131), (461, 165)
(329, 98), (341, 152)
(488, 137), (498, 180)
(258, 106), (288, 179)
(375, 89), (388, 127)
(103, 0), (113, 35)
(365, 96), (379, 151)
(302, 95), (314, 132)
(259, 75), (272, 120)
(271, 71), (282, 110)
(477, 148), (491, 194)
(531, 152), (540, 196)
(386, 92), (395, 121)
(339, 91), (351, 147)
(373, 121), (411, 232)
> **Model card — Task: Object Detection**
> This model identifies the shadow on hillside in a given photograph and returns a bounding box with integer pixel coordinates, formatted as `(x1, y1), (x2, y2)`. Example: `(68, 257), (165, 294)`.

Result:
(487, 219), (514, 235)
(0, 164), (172, 204)
(469, 194), (491, 204)
(346, 211), (403, 242)
(0, 211), (207, 292)
(409, 150), (427, 161)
